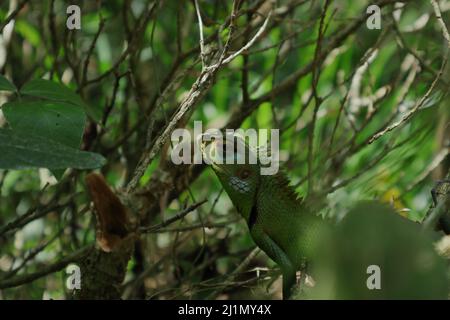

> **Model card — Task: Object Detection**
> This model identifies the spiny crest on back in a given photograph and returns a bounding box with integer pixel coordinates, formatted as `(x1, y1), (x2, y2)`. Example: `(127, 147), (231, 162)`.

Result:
(272, 170), (303, 205)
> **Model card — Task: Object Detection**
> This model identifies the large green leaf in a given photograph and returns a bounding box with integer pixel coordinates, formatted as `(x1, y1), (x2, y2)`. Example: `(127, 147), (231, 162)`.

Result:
(0, 74), (16, 92)
(20, 79), (101, 121)
(0, 128), (106, 170)
(20, 79), (84, 105)
(2, 101), (86, 148)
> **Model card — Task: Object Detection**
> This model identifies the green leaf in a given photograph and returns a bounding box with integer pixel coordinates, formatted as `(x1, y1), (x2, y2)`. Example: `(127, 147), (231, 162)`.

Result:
(0, 128), (106, 170)
(20, 79), (101, 122)
(21, 79), (83, 105)
(0, 74), (16, 92)
(3, 101), (86, 149)
(3, 100), (88, 179)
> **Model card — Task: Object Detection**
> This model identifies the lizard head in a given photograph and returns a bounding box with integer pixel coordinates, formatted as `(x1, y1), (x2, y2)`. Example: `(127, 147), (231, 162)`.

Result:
(201, 133), (261, 219)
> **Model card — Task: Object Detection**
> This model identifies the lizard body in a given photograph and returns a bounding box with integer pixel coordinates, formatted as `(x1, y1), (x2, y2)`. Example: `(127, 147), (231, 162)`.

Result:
(202, 135), (325, 298)
(201, 134), (449, 299)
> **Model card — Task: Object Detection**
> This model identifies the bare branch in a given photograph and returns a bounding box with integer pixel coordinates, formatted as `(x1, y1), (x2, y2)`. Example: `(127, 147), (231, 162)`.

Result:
(194, 0), (206, 69)
(205, 11), (272, 71)
(0, 0), (30, 32)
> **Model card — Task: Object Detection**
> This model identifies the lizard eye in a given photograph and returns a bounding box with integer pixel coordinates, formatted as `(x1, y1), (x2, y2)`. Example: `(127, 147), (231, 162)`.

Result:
(238, 169), (251, 180)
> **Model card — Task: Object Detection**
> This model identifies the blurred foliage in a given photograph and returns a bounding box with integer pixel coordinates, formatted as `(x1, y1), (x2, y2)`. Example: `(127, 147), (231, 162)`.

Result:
(306, 202), (448, 299)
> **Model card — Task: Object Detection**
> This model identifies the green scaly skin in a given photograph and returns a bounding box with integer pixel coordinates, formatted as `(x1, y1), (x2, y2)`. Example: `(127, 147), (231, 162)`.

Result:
(203, 137), (325, 299)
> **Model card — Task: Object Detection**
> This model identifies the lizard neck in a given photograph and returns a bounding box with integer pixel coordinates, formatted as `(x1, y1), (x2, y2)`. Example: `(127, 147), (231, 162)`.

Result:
(260, 172), (303, 209)
(244, 172), (305, 229)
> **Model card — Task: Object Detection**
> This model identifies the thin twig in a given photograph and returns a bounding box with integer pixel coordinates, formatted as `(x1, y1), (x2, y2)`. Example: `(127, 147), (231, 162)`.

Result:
(307, 0), (330, 195)
(368, 0), (450, 144)
(0, 0), (30, 32)
(2, 229), (64, 280)
(0, 246), (92, 289)
(126, 5), (268, 193)
(194, 0), (206, 69)
(205, 12), (272, 71)
(81, 16), (105, 87)
(83, 2), (156, 87)
(206, 247), (260, 299)
(140, 200), (207, 233)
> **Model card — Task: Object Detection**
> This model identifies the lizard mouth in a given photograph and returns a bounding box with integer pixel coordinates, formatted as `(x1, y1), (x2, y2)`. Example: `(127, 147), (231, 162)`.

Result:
(197, 133), (214, 163)
(198, 133), (236, 174)
(198, 132), (255, 176)
(200, 137), (225, 165)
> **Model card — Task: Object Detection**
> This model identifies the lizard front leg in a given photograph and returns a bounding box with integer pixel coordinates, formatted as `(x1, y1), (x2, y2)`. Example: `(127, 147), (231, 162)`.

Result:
(250, 224), (296, 299)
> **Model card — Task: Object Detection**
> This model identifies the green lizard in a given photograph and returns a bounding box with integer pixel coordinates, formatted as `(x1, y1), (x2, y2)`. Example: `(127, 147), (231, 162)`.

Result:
(200, 133), (449, 299)
(201, 134), (326, 299)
